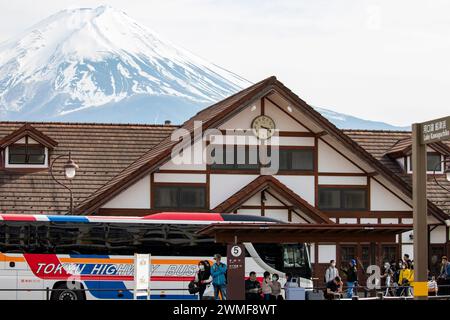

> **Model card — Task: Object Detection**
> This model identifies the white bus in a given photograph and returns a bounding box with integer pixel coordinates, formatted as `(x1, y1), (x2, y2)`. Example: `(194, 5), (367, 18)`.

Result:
(0, 212), (312, 300)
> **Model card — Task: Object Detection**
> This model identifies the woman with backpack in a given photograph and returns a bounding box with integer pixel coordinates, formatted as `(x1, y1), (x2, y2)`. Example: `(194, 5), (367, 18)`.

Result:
(193, 260), (212, 300)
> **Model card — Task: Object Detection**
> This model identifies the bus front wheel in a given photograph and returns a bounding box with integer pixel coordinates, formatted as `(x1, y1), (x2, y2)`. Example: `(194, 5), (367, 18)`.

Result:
(51, 283), (85, 301)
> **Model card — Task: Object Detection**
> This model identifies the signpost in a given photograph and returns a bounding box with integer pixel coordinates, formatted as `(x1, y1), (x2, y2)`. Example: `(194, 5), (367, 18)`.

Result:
(133, 253), (151, 300)
(412, 115), (450, 300)
(226, 244), (246, 300)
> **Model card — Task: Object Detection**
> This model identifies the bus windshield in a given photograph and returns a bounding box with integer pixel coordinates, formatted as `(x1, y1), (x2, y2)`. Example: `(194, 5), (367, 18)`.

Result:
(252, 243), (311, 279)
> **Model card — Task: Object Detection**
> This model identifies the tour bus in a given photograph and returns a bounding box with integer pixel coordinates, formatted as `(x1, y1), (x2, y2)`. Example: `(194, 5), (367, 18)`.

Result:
(0, 212), (312, 300)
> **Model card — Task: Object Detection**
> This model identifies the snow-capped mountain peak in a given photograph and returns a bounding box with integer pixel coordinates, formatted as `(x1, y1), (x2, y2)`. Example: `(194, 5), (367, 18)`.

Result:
(0, 6), (250, 120)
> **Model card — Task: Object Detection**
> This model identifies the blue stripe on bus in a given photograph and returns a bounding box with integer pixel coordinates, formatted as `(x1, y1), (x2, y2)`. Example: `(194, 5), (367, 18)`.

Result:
(48, 216), (90, 223)
(83, 281), (198, 300)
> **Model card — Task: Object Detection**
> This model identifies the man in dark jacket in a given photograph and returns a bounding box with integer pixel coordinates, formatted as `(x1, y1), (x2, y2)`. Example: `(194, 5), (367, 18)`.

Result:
(342, 259), (358, 298)
(245, 271), (262, 300)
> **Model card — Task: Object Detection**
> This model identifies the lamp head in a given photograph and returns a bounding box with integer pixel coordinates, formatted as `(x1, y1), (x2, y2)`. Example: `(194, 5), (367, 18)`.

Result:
(64, 158), (79, 180)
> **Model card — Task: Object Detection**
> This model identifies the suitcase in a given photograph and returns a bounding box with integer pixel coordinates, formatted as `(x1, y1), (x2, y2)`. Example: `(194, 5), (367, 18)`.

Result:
(306, 290), (325, 300)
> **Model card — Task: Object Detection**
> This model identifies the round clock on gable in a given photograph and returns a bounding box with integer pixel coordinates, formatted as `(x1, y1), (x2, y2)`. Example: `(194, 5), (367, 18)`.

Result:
(251, 115), (276, 139)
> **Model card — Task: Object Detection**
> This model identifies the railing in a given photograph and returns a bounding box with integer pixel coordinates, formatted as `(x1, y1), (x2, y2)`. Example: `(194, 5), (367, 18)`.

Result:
(310, 284), (450, 300)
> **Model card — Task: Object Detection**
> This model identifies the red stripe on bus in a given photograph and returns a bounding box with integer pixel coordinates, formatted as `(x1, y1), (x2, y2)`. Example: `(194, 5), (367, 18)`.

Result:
(1, 214), (36, 221)
(142, 212), (223, 221)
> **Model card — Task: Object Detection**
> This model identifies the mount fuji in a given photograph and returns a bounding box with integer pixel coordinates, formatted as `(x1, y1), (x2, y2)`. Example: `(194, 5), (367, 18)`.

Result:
(0, 6), (409, 130)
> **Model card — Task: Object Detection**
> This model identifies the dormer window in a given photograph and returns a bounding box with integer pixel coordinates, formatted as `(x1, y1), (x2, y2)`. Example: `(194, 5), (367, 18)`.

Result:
(0, 124), (58, 170)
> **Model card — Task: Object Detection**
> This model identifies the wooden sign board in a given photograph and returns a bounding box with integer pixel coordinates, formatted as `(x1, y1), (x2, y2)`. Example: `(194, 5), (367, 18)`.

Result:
(421, 116), (450, 144)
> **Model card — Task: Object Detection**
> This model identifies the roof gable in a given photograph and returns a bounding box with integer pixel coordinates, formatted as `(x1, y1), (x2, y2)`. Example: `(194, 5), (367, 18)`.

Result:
(0, 123), (58, 149)
(212, 175), (333, 224)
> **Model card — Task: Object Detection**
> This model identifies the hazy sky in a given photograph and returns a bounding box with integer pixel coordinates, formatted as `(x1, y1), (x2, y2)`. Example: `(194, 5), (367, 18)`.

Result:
(0, 0), (449, 126)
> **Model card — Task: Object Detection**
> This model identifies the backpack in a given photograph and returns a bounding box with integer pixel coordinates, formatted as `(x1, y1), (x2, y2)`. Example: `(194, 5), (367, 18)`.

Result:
(188, 280), (200, 294)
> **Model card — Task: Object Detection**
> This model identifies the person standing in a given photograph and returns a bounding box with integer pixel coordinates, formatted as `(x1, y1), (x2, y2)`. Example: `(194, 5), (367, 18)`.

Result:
(380, 262), (394, 296)
(210, 254), (227, 300)
(261, 271), (272, 300)
(245, 271), (262, 300)
(194, 260), (212, 300)
(398, 260), (414, 296)
(341, 259), (358, 298)
(324, 260), (339, 284)
(269, 273), (282, 301)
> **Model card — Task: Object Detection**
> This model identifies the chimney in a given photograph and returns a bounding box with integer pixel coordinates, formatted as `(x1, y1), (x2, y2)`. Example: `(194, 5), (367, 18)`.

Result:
(164, 120), (171, 125)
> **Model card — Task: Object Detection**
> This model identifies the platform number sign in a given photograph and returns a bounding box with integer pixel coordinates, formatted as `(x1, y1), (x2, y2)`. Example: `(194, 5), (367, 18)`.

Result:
(231, 245), (242, 257)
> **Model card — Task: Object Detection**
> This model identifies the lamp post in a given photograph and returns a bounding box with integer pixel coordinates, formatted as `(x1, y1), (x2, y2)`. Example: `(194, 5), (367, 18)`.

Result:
(50, 152), (79, 215)
(432, 157), (450, 192)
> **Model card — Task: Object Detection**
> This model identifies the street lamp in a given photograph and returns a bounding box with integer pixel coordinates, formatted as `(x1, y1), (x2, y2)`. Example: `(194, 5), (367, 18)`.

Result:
(50, 152), (79, 215)
(432, 157), (450, 193)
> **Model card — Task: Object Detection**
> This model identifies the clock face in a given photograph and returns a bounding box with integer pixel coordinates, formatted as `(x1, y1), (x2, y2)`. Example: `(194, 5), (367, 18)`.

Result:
(251, 115), (276, 139)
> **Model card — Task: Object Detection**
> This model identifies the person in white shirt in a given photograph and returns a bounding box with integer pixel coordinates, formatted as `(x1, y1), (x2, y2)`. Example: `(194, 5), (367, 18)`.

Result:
(324, 260), (339, 284)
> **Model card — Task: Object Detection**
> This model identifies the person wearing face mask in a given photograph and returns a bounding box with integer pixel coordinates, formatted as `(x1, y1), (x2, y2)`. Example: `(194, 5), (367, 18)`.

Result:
(269, 273), (282, 301)
(261, 271), (273, 300)
(194, 260), (212, 300)
(324, 260), (339, 284)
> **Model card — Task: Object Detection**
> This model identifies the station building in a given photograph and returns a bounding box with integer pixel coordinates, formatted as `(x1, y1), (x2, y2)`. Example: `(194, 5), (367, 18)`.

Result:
(1, 76), (449, 278)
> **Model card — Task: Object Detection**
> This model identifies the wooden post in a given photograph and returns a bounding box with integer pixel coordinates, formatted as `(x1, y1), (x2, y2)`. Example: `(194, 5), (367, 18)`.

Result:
(412, 123), (428, 300)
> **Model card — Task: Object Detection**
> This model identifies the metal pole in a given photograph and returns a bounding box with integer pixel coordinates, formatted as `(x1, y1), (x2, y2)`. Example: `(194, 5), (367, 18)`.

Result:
(412, 123), (428, 300)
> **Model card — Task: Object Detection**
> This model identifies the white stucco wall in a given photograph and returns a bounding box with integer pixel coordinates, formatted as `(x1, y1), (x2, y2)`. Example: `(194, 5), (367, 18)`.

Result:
(210, 174), (258, 209)
(276, 175), (315, 205)
(430, 226), (447, 244)
(317, 140), (363, 173)
(265, 99), (309, 132)
(370, 178), (412, 211)
(102, 175), (151, 209)
(318, 176), (367, 185)
(154, 173), (206, 183)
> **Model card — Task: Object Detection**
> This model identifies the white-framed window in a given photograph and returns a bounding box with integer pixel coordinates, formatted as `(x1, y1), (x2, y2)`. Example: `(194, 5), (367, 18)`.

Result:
(406, 153), (444, 174)
(5, 144), (49, 169)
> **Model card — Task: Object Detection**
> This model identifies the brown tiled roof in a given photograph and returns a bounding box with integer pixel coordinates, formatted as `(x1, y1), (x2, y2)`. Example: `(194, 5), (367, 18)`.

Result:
(0, 122), (176, 214)
(212, 175), (333, 224)
(384, 137), (450, 158)
(344, 129), (450, 217)
(75, 76), (278, 214)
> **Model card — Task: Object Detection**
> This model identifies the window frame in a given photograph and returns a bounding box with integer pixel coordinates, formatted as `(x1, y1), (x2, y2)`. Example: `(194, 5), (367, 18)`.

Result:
(209, 145), (315, 173)
(5, 143), (48, 169)
(406, 152), (444, 174)
(318, 186), (368, 211)
(153, 184), (207, 210)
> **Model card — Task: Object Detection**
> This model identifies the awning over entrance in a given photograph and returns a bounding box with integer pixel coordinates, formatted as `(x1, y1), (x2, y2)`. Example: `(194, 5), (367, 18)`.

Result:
(197, 223), (413, 243)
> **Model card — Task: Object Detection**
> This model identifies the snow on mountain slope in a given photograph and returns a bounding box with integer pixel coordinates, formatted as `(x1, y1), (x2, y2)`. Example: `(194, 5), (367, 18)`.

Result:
(0, 6), (409, 130)
(0, 6), (250, 121)
(314, 107), (410, 130)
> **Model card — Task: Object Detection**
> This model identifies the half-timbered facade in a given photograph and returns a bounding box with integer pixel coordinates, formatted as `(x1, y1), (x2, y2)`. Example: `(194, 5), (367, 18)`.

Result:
(1, 76), (449, 277)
